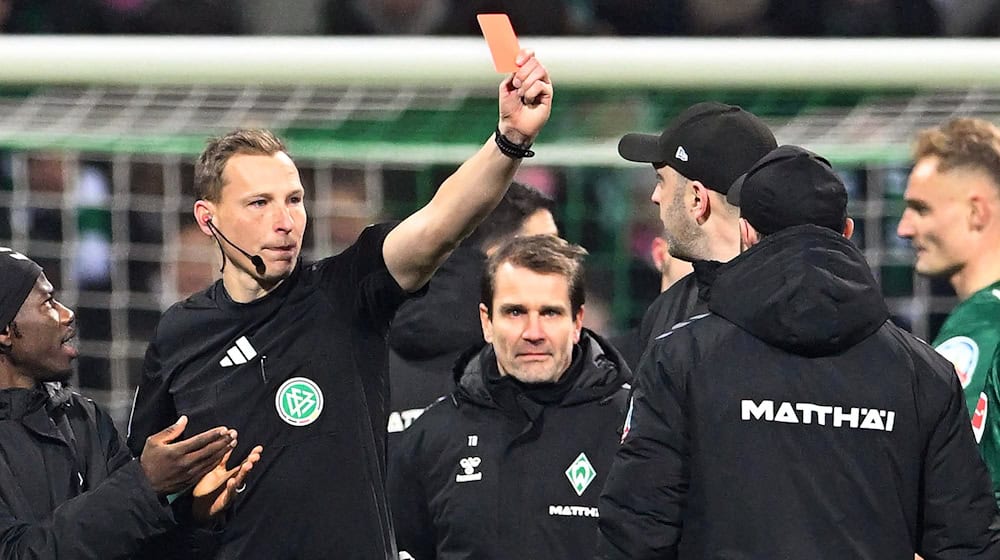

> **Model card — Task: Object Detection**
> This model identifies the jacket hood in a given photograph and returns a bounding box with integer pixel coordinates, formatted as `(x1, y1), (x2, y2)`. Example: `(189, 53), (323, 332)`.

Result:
(453, 329), (630, 407)
(709, 225), (888, 357)
(389, 246), (486, 361)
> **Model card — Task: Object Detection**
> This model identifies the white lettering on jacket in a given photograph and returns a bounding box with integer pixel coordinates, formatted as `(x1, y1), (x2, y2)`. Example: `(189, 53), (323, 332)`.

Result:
(741, 400), (895, 432)
(548, 505), (600, 518)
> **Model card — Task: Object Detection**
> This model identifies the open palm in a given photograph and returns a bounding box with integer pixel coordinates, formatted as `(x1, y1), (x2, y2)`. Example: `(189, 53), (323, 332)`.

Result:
(191, 445), (263, 523)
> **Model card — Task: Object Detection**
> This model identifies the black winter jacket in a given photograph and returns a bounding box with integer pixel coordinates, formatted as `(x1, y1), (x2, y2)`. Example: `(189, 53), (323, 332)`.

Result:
(0, 383), (174, 559)
(389, 330), (630, 559)
(636, 260), (721, 356)
(598, 225), (1000, 560)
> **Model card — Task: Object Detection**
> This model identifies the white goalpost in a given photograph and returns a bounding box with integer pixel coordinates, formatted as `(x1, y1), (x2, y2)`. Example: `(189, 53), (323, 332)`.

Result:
(4, 36), (1000, 89)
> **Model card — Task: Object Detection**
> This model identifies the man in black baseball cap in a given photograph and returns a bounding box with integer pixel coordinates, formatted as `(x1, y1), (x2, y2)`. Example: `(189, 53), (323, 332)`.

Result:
(0, 247), (261, 558)
(619, 101), (778, 197)
(618, 101), (777, 351)
(598, 144), (1000, 559)
(727, 144), (854, 247)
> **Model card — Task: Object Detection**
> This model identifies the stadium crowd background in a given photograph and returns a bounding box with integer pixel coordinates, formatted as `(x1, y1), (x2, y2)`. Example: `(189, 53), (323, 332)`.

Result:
(3, 0), (999, 37)
(2, 0), (1000, 427)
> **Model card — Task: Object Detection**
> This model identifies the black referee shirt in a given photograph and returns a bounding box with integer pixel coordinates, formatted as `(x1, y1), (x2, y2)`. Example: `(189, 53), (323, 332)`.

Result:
(127, 223), (411, 559)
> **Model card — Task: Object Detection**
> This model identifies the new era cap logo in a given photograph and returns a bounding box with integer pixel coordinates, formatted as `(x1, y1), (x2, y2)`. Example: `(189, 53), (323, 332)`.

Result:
(675, 146), (689, 162)
(220, 336), (257, 367)
(0, 247), (30, 261)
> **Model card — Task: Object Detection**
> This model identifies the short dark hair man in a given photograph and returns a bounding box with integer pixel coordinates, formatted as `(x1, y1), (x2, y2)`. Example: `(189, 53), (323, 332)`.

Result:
(0, 247), (259, 559)
(618, 102), (777, 353)
(388, 182), (557, 433)
(388, 235), (630, 559)
(126, 51), (553, 558)
(598, 146), (1000, 559)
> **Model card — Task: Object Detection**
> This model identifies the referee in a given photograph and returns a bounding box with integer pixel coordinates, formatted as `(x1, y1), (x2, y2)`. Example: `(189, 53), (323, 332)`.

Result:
(127, 50), (553, 559)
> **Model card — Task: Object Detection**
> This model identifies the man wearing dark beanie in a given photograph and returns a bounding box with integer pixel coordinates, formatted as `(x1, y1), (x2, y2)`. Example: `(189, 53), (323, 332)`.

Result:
(617, 101), (777, 354)
(0, 247), (260, 559)
(599, 146), (1000, 559)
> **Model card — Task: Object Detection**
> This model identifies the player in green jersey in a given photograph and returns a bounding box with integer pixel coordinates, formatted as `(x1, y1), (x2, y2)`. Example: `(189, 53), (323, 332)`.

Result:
(975, 346), (1000, 508)
(897, 117), (1000, 419)
(933, 284), (1000, 420)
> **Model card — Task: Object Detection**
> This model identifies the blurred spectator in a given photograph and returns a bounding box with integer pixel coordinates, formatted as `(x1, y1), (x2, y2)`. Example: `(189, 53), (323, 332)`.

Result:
(612, 231), (694, 372)
(767, 0), (942, 37)
(513, 167), (560, 199)
(97, 0), (148, 32)
(25, 155), (65, 244)
(582, 292), (611, 333)
(650, 231), (694, 293)
(934, 0), (1000, 36)
(0, 0), (106, 33)
(592, 0), (684, 35)
(126, 0), (242, 34)
(175, 221), (217, 299)
(324, 0), (450, 34)
(442, 0), (576, 35)
(4, 0), (979, 36)
(325, 0), (577, 35)
(241, 0), (325, 34)
(126, 161), (166, 294)
(26, 155), (64, 193)
(685, 0), (770, 35)
(1, 0), (241, 34)
(322, 170), (377, 248)
(73, 163), (112, 291)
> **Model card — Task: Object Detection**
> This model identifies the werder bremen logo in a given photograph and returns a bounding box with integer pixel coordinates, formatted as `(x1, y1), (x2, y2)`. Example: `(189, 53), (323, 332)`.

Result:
(275, 377), (324, 426)
(565, 452), (597, 496)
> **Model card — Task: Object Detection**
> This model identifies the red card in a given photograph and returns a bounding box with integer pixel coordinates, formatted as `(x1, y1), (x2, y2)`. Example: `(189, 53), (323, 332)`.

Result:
(477, 14), (520, 73)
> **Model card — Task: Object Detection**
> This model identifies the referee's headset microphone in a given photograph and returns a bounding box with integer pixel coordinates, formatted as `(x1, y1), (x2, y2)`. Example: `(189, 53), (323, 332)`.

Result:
(205, 217), (267, 275)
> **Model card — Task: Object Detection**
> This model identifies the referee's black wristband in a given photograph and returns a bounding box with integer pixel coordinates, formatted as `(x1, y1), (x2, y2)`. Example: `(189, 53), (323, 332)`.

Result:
(494, 128), (535, 159)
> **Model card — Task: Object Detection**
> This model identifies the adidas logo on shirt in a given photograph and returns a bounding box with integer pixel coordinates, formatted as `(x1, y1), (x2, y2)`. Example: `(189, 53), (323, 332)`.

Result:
(220, 336), (257, 367)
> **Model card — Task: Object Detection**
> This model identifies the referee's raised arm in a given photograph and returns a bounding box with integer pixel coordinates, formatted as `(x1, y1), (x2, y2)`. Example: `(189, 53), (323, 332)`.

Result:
(382, 48), (552, 293)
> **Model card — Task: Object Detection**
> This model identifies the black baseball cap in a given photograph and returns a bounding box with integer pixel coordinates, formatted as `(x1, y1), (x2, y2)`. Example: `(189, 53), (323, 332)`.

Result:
(618, 102), (777, 194)
(727, 145), (848, 236)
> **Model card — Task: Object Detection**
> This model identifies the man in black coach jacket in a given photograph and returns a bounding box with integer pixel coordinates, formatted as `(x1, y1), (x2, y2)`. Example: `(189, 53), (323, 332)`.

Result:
(597, 146), (1000, 559)
(390, 235), (630, 559)
(0, 248), (259, 559)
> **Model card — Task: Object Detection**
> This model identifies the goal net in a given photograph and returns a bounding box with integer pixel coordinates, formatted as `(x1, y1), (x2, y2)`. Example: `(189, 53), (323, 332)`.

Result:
(2, 36), (999, 421)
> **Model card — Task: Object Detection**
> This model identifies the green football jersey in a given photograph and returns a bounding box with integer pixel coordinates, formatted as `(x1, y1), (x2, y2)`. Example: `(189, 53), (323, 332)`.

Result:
(933, 280), (1000, 418)
(975, 347), (1000, 508)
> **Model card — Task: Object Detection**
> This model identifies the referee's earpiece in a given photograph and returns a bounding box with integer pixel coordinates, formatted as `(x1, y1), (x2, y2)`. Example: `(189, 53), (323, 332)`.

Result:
(204, 214), (266, 275)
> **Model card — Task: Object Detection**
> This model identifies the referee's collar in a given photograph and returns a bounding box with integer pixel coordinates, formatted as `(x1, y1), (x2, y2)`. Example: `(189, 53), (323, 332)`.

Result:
(216, 258), (302, 313)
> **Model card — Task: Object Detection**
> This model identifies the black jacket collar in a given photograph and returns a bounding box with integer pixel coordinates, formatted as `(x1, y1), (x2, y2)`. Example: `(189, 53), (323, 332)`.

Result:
(452, 329), (630, 410)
